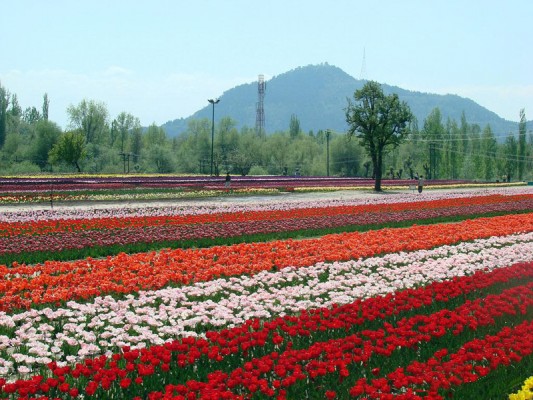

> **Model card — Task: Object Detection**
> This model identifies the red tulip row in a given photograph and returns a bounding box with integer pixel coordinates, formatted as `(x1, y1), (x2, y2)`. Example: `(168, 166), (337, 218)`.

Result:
(2, 193), (530, 238)
(348, 318), (533, 399)
(2, 261), (531, 399)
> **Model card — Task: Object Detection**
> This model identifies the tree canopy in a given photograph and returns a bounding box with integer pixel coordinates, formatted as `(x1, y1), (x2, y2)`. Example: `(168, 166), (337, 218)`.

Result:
(49, 131), (87, 172)
(345, 81), (413, 191)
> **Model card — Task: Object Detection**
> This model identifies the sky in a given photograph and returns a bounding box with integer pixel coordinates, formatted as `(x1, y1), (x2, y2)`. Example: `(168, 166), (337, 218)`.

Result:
(1, 0), (532, 129)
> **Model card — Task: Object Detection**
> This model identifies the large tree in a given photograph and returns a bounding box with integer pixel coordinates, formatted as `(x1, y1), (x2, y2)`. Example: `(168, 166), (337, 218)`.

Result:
(345, 81), (413, 191)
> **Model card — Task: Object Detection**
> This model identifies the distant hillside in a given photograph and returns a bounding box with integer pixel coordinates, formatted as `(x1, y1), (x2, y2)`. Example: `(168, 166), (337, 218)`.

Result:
(162, 63), (524, 138)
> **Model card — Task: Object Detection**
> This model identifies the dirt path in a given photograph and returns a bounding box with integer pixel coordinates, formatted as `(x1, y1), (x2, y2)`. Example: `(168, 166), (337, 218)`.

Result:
(1, 186), (530, 214)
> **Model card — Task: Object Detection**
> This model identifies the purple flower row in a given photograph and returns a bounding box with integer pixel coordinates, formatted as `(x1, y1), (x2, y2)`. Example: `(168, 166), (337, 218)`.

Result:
(2, 198), (531, 256)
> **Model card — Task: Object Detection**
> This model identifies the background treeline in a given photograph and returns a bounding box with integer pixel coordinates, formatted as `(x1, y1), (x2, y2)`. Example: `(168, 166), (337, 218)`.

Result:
(0, 84), (531, 181)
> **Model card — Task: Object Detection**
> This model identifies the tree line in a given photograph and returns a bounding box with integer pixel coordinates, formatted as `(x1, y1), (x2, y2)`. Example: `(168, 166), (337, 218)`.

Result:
(0, 81), (530, 184)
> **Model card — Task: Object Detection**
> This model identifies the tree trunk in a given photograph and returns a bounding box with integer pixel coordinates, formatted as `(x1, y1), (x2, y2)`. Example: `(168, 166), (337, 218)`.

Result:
(373, 151), (382, 192)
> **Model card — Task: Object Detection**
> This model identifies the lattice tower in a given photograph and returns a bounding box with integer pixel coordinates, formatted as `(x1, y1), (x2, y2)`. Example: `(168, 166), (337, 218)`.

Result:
(255, 74), (266, 136)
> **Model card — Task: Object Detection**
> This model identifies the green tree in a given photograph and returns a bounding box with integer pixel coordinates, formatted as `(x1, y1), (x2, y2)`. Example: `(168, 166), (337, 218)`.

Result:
(518, 108), (527, 180)
(9, 94), (22, 119)
(31, 120), (61, 171)
(42, 93), (50, 121)
(130, 124), (143, 167)
(0, 83), (8, 149)
(144, 123), (167, 148)
(114, 112), (137, 153)
(445, 118), (460, 179)
(67, 99), (109, 144)
(231, 128), (263, 176)
(469, 124), (483, 179)
(215, 117), (239, 174)
(146, 145), (175, 173)
(503, 135), (518, 182)
(481, 125), (497, 181)
(345, 81), (413, 191)
(289, 114), (301, 139)
(330, 135), (362, 176)
(287, 134), (322, 175)
(266, 132), (291, 174)
(459, 111), (470, 174)
(421, 108), (445, 179)
(49, 131), (87, 172)
(22, 107), (41, 125)
(175, 119), (211, 173)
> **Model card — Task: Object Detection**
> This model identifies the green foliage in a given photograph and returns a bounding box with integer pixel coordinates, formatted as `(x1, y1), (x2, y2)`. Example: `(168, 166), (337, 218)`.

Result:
(49, 131), (87, 172)
(248, 165), (268, 175)
(22, 106), (41, 124)
(518, 108), (527, 180)
(67, 99), (109, 144)
(231, 128), (263, 176)
(146, 145), (175, 173)
(503, 135), (518, 182)
(481, 125), (497, 181)
(42, 93), (49, 121)
(31, 120), (62, 171)
(0, 83), (8, 149)
(0, 80), (532, 182)
(330, 135), (362, 176)
(113, 111), (138, 152)
(422, 108), (445, 179)
(289, 114), (301, 138)
(345, 81), (413, 190)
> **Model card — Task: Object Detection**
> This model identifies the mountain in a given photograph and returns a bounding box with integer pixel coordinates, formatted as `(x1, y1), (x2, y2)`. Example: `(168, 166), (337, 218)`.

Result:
(161, 63), (524, 139)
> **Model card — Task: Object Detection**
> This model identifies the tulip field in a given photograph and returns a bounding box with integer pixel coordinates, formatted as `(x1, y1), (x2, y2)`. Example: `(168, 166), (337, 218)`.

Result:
(1, 184), (533, 399)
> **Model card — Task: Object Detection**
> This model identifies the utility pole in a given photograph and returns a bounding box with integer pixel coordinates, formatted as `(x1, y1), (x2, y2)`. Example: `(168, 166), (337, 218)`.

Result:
(326, 129), (331, 176)
(208, 98), (220, 176)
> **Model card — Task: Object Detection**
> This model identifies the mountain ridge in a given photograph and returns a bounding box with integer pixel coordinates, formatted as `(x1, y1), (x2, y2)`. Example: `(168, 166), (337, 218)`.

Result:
(162, 63), (525, 138)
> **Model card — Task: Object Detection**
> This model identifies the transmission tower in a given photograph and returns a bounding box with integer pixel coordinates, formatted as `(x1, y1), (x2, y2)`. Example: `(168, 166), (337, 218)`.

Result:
(360, 47), (367, 80)
(255, 74), (266, 136)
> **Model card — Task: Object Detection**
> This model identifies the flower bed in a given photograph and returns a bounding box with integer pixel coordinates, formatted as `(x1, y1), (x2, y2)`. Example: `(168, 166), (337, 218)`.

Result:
(0, 232), (532, 377)
(0, 186), (532, 398)
(2, 213), (533, 313)
(1, 193), (531, 264)
(2, 260), (532, 398)
(0, 175), (523, 204)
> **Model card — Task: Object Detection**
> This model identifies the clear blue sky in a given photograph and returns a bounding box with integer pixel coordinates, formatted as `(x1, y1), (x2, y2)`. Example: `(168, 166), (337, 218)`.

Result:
(1, 0), (531, 129)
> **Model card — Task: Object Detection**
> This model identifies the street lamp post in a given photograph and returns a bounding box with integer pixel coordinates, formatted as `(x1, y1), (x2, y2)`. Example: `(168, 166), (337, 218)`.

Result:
(208, 98), (220, 176)
(326, 129), (331, 177)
